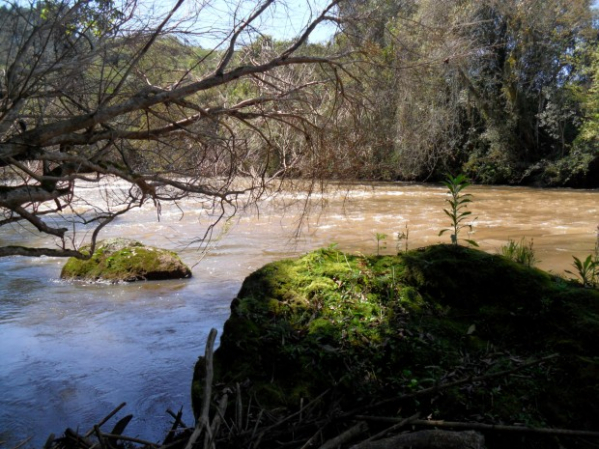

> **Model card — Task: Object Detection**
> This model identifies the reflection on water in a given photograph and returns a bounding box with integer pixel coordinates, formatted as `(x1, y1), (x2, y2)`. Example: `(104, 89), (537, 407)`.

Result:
(0, 182), (597, 446)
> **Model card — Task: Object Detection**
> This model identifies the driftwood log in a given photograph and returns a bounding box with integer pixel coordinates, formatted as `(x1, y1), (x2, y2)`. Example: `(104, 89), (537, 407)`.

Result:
(351, 430), (485, 449)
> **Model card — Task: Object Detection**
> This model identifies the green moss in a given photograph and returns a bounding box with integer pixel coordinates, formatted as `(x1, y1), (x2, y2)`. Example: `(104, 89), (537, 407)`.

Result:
(193, 244), (599, 439)
(61, 238), (191, 282)
(398, 286), (425, 310)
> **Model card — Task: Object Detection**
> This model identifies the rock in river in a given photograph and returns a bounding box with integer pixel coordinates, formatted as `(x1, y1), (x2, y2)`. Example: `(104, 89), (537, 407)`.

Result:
(60, 238), (192, 282)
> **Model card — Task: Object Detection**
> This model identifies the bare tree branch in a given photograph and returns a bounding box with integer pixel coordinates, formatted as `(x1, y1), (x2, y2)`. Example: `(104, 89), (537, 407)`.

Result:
(0, 0), (346, 258)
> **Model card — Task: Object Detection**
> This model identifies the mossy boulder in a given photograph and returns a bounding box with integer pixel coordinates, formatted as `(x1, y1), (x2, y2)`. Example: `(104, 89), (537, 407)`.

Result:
(193, 244), (599, 448)
(61, 238), (192, 282)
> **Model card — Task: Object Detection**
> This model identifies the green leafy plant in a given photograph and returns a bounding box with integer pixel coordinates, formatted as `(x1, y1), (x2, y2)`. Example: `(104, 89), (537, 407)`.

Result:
(501, 237), (537, 267)
(566, 255), (597, 287)
(566, 226), (599, 288)
(439, 174), (478, 246)
(374, 233), (388, 256)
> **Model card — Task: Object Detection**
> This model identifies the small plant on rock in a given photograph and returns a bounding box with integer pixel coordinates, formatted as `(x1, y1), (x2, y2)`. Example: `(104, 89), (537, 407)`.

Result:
(439, 174), (478, 247)
(396, 223), (410, 253)
(501, 237), (537, 267)
(566, 225), (599, 288)
(566, 255), (597, 287)
(374, 232), (388, 256)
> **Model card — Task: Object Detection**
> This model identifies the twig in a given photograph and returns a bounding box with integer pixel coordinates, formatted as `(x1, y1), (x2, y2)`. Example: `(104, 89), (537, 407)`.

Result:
(350, 413), (420, 449)
(250, 409), (265, 442)
(241, 389), (331, 441)
(167, 408), (189, 428)
(84, 402), (127, 437)
(350, 429), (485, 449)
(101, 433), (161, 447)
(410, 419), (599, 438)
(93, 425), (107, 449)
(10, 437), (32, 449)
(205, 393), (229, 449)
(185, 328), (218, 449)
(64, 428), (93, 449)
(318, 421), (368, 449)
(164, 408), (185, 445)
(43, 433), (55, 449)
(356, 416), (599, 439)
(244, 393), (253, 431)
(299, 428), (324, 449)
(236, 382), (243, 431)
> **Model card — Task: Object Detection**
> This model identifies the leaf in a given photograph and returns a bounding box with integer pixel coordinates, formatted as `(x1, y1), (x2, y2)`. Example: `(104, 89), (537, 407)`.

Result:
(467, 324), (476, 335)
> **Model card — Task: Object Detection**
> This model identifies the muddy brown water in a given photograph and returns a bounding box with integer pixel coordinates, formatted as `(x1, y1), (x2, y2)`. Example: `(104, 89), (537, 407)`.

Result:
(0, 182), (597, 446)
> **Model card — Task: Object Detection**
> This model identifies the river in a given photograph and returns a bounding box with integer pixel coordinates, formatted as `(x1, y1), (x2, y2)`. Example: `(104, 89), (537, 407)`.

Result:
(0, 182), (597, 446)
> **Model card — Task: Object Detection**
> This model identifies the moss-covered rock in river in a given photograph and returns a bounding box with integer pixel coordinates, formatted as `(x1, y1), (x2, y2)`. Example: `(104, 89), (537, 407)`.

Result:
(193, 244), (599, 447)
(61, 238), (192, 282)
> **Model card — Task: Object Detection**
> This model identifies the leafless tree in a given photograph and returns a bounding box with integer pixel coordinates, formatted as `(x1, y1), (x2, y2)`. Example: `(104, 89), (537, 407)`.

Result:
(0, 0), (346, 258)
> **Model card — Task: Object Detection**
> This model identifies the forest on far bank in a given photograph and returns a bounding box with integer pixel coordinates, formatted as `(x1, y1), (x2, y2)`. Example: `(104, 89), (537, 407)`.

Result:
(273, 0), (599, 188)
(86, 0), (599, 189)
(333, 0), (599, 188)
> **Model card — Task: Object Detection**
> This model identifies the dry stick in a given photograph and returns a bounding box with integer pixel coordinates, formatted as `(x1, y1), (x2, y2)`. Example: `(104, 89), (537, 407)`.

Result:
(350, 413), (421, 449)
(318, 421), (369, 449)
(93, 425), (107, 449)
(162, 437), (198, 449)
(64, 428), (93, 449)
(43, 433), (55, 449)
(164, 408), (185, 445)
(343, 353), (559, 418)
(299, 428), (324, 449)
(84, 402), (127, 438)
(100, 433), (160, 447)
(185, 328), (218, 449)
(10, 437), (32, 449)
(352, 429), (485, 449)
(250, 409), (265, 443)
(167, 408), (189, 429)
(410, 420), (599, 439)
(243, 389), (331, 440)
(166, 408), (187, 428)
(205, 393), (229, 449)
(236, 382), (243, 431)
(244, 392), (254, 431)
(355, 416), (599, 439)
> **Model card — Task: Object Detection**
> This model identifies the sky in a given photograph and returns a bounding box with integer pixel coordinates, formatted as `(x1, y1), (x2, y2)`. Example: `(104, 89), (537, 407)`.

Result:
(152, 0), (339, 47)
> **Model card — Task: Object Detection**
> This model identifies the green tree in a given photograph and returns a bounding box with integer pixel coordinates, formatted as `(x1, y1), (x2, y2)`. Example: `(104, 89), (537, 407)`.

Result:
(571, 42), (599, 166)
(334, 0), (595, 184)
